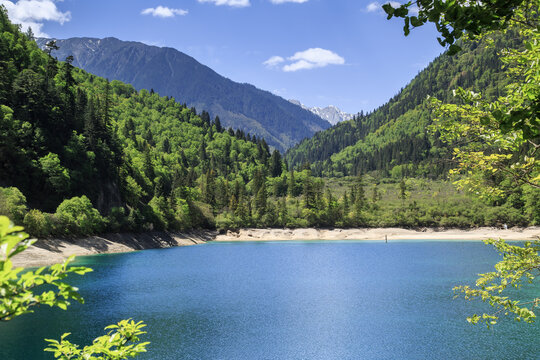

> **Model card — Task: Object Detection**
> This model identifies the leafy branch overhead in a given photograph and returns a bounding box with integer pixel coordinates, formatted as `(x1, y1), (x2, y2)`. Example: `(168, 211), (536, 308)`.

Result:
(428, 23), (539, 201)
(454, 239), (540, 327)
(383, 0), (532, 54)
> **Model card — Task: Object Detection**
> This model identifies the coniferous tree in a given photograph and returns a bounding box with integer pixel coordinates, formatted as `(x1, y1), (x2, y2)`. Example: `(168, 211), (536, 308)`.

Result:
(254, 182), (267, 218)
(269, 150), (283, 178)
(214, 116), (222, 132)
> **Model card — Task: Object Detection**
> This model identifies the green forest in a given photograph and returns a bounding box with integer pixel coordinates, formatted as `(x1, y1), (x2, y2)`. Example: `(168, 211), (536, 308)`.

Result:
(0, 6), (538, 238)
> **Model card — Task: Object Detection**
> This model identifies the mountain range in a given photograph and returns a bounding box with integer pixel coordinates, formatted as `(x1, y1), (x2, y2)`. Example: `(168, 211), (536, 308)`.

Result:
(37, 37), (331, 151)
(289, 100), (353, 125)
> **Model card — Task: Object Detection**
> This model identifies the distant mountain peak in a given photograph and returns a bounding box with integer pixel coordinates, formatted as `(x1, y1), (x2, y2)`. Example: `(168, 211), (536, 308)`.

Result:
(289, 99), (353, 125)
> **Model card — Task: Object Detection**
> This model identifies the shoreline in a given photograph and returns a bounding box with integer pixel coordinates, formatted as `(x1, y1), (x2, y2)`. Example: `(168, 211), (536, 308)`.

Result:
(12, 227), (540, 268)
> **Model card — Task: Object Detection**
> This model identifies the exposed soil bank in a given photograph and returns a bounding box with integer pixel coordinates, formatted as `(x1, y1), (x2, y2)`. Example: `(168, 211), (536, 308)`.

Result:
(12, 227), (539, 268)
(12, 230), (216, 268)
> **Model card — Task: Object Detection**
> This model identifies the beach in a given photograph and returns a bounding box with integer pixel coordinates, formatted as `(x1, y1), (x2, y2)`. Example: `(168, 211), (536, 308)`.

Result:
(215, 227), (540, 242)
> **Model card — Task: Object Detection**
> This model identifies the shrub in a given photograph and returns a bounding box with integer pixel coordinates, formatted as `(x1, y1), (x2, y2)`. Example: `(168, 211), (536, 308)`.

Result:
(23, 209), (52, 238)
(215, 212), (237, 230)
(0, 187), (27, 223)
(55, 196), (104, 235)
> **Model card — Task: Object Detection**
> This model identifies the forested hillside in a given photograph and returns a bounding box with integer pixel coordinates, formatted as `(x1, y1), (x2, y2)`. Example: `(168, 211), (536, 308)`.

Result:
(286, 33), (520, 178)
(36, 37), (331, 152)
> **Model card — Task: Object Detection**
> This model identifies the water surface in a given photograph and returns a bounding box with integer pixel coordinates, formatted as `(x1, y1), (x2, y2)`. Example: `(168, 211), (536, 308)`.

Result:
(1, 240), (539, 359)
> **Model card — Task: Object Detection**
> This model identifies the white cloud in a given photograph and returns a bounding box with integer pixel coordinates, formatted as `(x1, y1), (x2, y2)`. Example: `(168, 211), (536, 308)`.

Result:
(263, 55), (285, 68)
(141, 6), (188, 18)
(265, 48), (345, 72)
(270, 0), (309, 3)
(283, 59), (315, 72)
(284, 48), (345, 72)
(0, 0), (71, 37)
(197, 0), (250, 7)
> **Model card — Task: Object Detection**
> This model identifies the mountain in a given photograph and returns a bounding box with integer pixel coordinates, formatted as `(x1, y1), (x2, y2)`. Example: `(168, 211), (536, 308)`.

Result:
(36, 37), (331, 152)
(286, 33), (519, 178)
(289, 99), (353, 125)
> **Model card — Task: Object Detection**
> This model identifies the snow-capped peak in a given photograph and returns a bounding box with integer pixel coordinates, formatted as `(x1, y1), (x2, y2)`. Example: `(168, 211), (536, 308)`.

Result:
(289, 99), (353, 125)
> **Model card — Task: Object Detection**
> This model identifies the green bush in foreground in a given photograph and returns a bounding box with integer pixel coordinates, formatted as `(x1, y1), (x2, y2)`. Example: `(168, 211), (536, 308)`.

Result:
(0, 216), (149, 358)
(45, 319), (149, 360)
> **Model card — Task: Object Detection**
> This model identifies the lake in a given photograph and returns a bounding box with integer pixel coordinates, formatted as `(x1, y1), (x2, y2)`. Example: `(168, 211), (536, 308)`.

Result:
(1, 240), (539, 359)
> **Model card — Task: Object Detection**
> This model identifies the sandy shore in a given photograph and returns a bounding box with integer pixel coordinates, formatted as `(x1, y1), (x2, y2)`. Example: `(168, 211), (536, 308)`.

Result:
(12, 227), (539, 268)
(215, 227), (540, 242)
(12, 230), (215, 268)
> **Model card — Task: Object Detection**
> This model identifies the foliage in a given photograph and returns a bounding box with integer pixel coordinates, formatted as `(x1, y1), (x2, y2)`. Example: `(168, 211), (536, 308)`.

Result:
(430, 25), (539, 201)
(0, 215), (91, 321)
(23, 209), (53, 238)
(0, 186), (27, 224)
(453, 239), (539, 327)
(39, 153), (71, 194)
(382, 0), (529, 54)
(45, 319), (150, 360)
(55, 196), (104, 236)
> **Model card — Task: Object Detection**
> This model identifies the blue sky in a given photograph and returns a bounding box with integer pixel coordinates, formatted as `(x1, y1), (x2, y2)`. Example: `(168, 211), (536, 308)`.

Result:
(1, 0), (444, 114)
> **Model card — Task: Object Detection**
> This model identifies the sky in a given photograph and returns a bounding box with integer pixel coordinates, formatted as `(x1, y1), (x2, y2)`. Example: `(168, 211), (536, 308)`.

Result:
(0, 0), (445, 114)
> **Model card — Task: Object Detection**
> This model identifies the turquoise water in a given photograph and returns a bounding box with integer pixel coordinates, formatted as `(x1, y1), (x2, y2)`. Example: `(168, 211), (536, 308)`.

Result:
(1, 241), (539, 359)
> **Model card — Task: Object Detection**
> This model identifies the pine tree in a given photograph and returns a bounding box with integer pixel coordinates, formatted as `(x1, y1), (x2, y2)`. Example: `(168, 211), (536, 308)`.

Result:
(399, 178), (408, 202)
(214, 116), (222, 132)
(269, 150), (283, 178)
(372, 184), (381, 204)
(303, 171), (317, 210)
(254, 182), (267, 218)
